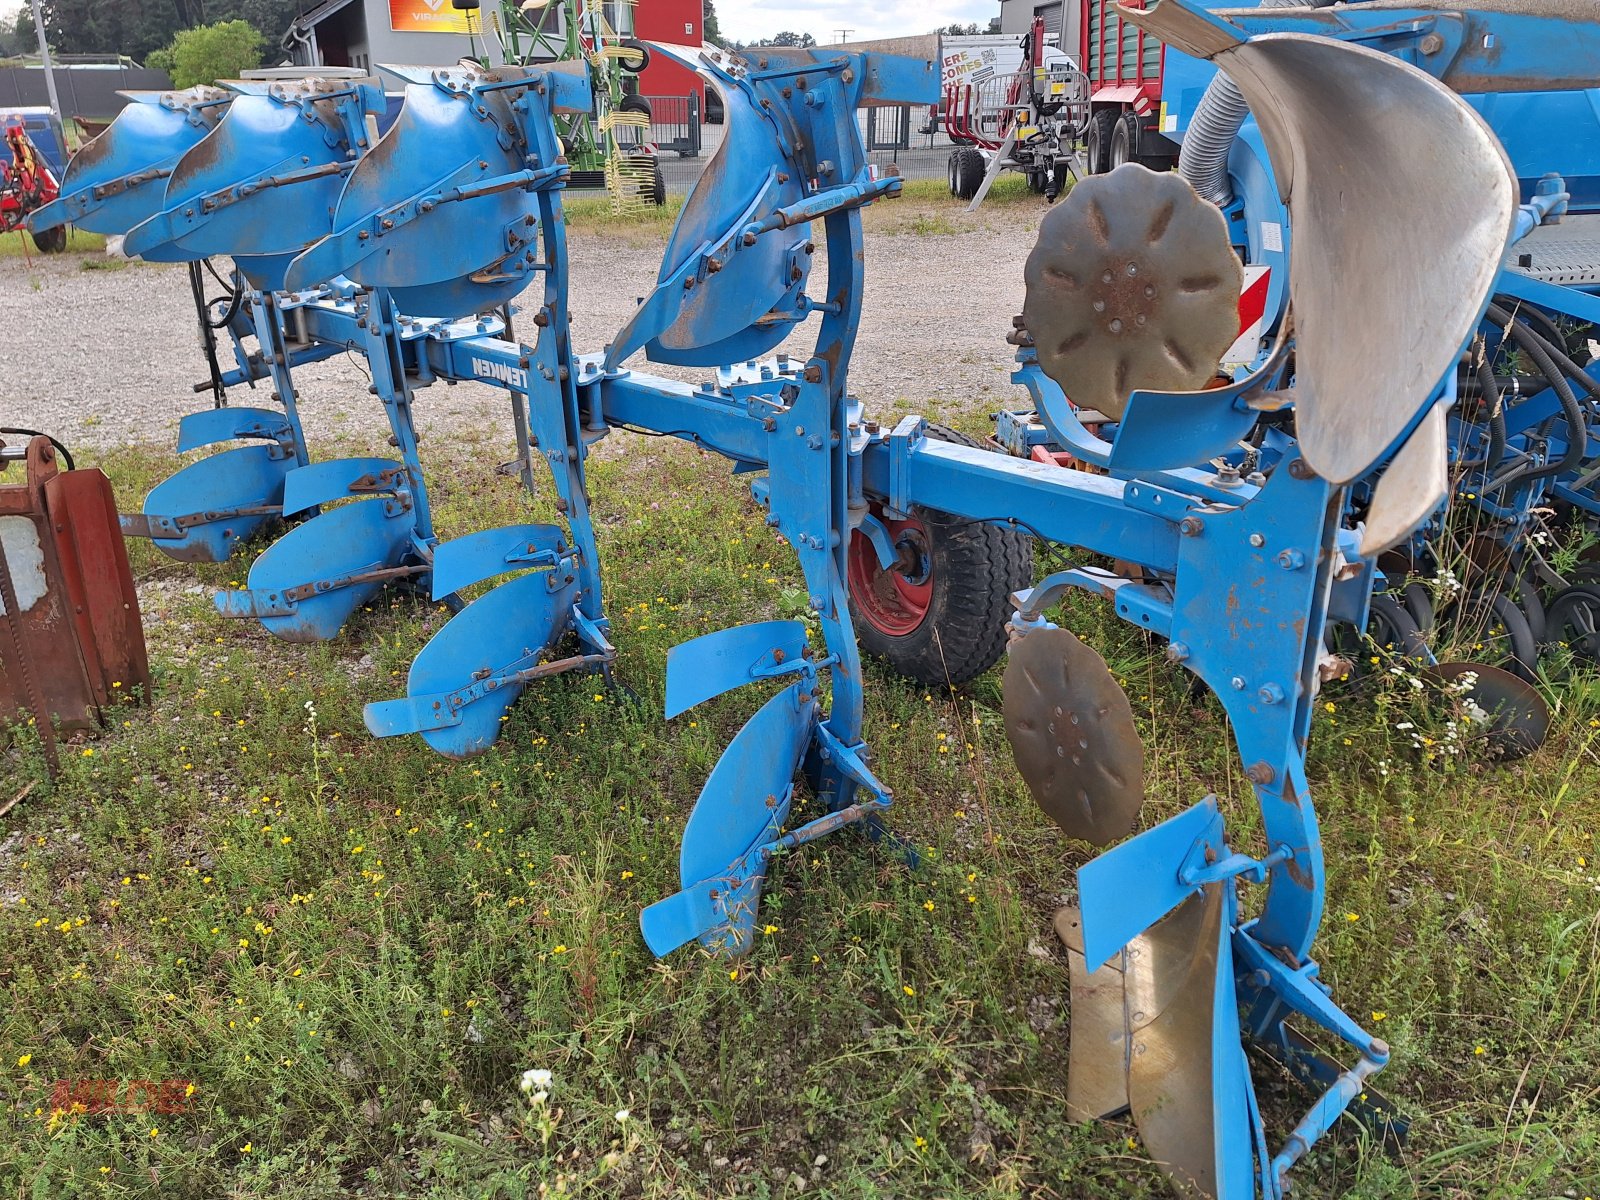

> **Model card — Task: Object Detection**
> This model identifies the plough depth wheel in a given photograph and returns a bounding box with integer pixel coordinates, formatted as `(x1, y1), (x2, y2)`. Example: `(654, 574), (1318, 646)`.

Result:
(847, 424), (1032, 685)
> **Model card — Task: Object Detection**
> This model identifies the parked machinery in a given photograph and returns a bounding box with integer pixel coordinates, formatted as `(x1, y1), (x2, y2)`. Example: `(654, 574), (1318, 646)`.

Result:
(29, 3), (1590, 1193)
(490, 0), (665, 208)
(0, 111), (66, 252)
(945, 15), (1089, 206)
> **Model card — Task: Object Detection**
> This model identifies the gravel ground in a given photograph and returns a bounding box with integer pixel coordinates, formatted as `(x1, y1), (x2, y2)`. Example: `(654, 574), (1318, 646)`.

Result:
(0, 200), (1043, 455)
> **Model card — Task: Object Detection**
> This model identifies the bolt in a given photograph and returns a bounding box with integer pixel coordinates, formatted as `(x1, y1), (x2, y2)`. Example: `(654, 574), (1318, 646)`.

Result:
(1165, 641), (1189, 663)
(707, 257), (723, 273)
(807, 435), (823, 450)
(743, 231), (758, 247)
(1245, 762), (1276, 785)
(533, 311), (550, 327)
(1248, 532), (1265, 548)
(1276, 549), (1305, 571)
(1288, 458), (1316, 480)
(1248, 969), (1271, 988)
(803, 365), (822, 384)
(762, 417), (777, 432)
(1258, 683), (1284, 705)
(1419, 32), (1444, 54)
(1230, 676), (1246, 690)
(1179, 516), (1203, 537)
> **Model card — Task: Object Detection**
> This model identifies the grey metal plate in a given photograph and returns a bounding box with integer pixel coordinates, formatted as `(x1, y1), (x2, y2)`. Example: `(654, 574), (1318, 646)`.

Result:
(1022, 164), (1242, 418)
(1003, 626), (1144, 846)
(1505, 214), (1600, 286)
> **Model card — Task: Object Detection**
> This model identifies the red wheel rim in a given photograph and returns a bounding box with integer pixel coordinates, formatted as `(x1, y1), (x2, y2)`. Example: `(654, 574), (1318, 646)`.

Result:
(848, 511), (933, 637)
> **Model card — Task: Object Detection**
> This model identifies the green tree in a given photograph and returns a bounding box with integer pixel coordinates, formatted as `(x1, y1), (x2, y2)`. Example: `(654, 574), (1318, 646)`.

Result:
(160, 19), (264, 88)
(937, 23), (983, 36)
(703, 0), (725, 48)
(37, 0), (301, 64)
(756, 31), (816, 48)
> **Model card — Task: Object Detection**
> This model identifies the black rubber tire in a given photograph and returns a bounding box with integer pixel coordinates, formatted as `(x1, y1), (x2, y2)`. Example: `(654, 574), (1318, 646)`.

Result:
(1025, 168), (1048, 194)
(1109, 112), (1140, 171)
(948, 147), (985, 200)
(646, 156), (666, 207)
(615, 39), (650, 73)
(1084, 109), (1116, 175)
(32, 224), (67, 253)
(618, 93), (652, 121)
(1368, 594), (1430, 660)
(1328, 593), (1427, 674)
(1402, 580), (1435, 637)
(1444, 590), (1540, 682)
(850, 424), (1035, 685)
(1544, 583), (1600, 659)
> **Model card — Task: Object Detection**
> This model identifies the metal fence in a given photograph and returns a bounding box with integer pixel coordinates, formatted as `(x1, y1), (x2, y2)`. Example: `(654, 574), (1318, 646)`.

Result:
(0, 66), (172, 121)
(642, 93), (702, 158)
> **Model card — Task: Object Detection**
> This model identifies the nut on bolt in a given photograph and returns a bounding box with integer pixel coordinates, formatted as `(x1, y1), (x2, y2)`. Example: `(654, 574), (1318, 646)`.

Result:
(1179, 516), (1204, 537)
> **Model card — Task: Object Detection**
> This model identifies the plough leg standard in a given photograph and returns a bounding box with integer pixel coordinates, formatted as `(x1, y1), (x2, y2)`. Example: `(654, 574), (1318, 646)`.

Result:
(30, 4), (1599, 1193)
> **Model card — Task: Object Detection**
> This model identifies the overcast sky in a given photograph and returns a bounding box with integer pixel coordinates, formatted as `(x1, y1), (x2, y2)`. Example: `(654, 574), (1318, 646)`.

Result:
(718, 0), (997, 43)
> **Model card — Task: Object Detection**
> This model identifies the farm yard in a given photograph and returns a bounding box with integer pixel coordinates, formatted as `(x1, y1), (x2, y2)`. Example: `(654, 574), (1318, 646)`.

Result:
(3, 185), (1599, 1198)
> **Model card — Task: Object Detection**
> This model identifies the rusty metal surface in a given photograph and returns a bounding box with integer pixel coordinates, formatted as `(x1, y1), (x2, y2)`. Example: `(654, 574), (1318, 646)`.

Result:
(1427, 661), (1549, 759)
(1125, 885), (1225, 1200)
(1003, 626), (1144, 846)
(1055, 907), (1132, 1123)
(44, 467), (152, 708)
(0, 438), (151, 769)
(1022, 165), (1242, 419)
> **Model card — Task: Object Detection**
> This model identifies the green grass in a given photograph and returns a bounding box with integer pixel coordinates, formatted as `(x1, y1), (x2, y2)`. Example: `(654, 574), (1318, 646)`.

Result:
(0, 227), (106, 259)
(2, 428), (1599, 1198)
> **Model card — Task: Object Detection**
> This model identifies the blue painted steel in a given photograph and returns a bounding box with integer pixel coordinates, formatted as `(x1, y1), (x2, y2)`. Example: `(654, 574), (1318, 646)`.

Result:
(175, 407), (296, 453)
(287, 64), (586, 316)
(664, 620), (811, 719)
(140, 444), (292, 563)
(280, 457), (407, 516)
(658, 680), (817, 956)
(364, 568), (580, 756)
(216, 497), (414, 642)
(427, 523), (570, 597)
(122, 80), (382, 282)
(28, 89), (228, 234)
(1078, 797), (1223, 971)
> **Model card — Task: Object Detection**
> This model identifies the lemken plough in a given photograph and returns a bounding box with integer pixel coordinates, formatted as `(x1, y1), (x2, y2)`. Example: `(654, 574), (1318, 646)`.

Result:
(31, 4), (1598, 1194)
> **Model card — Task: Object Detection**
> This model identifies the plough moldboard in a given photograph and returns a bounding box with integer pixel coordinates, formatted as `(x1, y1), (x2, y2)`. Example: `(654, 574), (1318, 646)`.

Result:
(25, 3), (1600, 1195)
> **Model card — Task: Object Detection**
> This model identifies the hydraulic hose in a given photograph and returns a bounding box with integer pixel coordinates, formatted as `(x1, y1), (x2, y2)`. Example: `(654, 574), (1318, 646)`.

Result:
(1177, 0), (1335, 205)
(1483, 303), (1589, 492)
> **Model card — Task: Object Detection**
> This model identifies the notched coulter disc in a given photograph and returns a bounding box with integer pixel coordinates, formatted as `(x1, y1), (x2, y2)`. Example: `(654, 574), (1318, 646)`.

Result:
(1023, 164), (1242, 418)
(1003, 626), (1144, 846)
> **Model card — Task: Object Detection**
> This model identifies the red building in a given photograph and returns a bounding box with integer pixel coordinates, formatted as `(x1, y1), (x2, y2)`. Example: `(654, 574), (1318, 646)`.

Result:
(633, 0), (704, 103)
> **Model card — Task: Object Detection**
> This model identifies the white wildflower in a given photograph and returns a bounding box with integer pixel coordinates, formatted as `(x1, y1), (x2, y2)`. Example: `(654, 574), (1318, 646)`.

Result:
(519, 1068), (552, 1094)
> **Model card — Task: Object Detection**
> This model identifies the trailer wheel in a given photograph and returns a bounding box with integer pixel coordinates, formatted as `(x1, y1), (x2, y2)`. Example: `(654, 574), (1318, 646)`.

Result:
(1109, 112), (1140, 172)
(1084, 110), (1116, 175)
(32, 224), (67, 254)
(948, 148), (985, 200)
(848, 424), (1035, 685)
(619, 93), (652, 122)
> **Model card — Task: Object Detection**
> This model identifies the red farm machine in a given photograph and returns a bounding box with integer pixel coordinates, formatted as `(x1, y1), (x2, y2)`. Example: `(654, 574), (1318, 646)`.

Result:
(1, 109), (67, 253)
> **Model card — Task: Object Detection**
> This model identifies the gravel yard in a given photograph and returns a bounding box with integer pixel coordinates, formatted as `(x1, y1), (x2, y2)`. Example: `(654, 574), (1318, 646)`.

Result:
(0, 197), (1044, 455)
